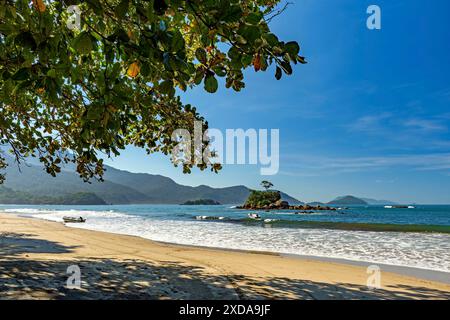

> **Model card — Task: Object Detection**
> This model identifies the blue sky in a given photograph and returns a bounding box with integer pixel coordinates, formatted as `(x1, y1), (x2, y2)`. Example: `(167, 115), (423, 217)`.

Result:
(105, 0), (450, 204)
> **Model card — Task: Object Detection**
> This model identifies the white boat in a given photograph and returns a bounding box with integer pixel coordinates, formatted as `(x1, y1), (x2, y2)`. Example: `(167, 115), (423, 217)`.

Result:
(196, 216), (227, 220)
(385, 205), (415, 209)
(248, 213), (261, 220)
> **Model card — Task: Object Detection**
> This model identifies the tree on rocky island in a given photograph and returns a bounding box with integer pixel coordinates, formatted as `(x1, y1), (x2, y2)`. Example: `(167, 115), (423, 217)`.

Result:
(0, 0), (305, 183)
(261, 180), (274, 191)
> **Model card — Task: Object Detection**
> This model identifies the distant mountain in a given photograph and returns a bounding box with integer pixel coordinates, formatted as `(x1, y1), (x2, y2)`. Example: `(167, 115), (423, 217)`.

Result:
(328, 195), (368, 205)
(360, 198), (397, 205)
(102, 166), (301, 204)
(0, 157), (301, 205)
(2, 160), (149, 204)
(307, 202), (325, 206)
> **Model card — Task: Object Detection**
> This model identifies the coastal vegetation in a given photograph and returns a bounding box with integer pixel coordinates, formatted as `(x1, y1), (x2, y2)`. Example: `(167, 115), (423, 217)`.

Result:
(0, 186), (106, 205)
(181, 199), (221, 205)
(244, 190), (282, 208)
(242, 180), (281, 208)
(0, 1), (304, 183)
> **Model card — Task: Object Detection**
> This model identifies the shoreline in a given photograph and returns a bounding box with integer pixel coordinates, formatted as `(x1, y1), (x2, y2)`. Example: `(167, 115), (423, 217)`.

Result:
(1, 212), (450, 299)
(10, 212), (450, 280)
(21, 212), (450, 277)
(144, 237), (450, 284)
(154, 242), (450, 285)
(282, 254), (450, 285)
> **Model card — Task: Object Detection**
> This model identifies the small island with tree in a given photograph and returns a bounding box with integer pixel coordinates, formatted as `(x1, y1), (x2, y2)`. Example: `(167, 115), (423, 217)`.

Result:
(181, 199), (221, 205)
(238, 181), (336, 211)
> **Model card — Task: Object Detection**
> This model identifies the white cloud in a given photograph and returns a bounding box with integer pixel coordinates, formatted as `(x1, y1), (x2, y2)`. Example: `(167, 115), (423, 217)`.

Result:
(403, 118), (447, 132)
(347, 112), (392, 133)
(280, 153), (450, 175)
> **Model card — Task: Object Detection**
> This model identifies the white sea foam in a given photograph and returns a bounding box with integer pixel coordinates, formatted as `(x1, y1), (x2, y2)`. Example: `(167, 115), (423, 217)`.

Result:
(7, 208), (450, 273)
(4, 208), (125, 220)
(4, 208), (45, 214)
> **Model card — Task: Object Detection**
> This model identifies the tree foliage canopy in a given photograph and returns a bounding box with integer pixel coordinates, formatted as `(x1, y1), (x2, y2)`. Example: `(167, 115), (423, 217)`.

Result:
(0, 0), (305, 182)
(260, 180), (273, 190)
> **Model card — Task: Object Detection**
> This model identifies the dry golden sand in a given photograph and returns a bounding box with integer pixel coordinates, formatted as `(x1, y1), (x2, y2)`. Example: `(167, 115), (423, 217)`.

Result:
(1, 213), (449, 300)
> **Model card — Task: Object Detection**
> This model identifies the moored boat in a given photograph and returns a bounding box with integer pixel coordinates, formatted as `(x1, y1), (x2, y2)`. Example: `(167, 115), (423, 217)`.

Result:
(63, 216), (86, 223)
(248, 213), (261, 220)
(385, 205), (415, 209)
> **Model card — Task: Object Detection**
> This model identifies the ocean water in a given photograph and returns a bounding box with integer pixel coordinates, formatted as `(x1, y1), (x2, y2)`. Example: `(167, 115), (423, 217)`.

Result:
(1, 204), (450, 273)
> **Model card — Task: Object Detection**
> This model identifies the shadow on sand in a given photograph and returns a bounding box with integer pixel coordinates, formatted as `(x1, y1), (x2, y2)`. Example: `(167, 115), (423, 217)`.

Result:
(0, 232), (79, 256)
(1, 232), (449, 300)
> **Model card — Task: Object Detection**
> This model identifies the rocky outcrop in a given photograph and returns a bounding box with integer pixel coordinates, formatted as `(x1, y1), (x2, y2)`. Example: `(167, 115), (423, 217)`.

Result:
(238, 201), (336, 211)
(239, 190), (337, 211)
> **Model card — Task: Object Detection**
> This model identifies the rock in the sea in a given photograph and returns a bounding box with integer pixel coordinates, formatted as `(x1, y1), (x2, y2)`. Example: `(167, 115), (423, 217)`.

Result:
(274, 200), (290, 208)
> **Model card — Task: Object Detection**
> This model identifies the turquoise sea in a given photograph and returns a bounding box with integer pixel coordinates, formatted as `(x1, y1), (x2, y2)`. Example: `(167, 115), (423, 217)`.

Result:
(2, 204), (450, 273)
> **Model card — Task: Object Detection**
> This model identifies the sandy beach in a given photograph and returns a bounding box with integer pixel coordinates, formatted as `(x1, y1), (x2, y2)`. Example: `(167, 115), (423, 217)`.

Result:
(1, 213), (449, 300)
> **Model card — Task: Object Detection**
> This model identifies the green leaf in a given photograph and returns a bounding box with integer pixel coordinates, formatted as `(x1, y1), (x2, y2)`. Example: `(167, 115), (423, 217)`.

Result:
(238, 26), (260, 44)
(213, 66), (227, 77)
(263, 33), (279, 46)
(227, 46), (240, 60)
(12, 68), (30, 81)
(246, 12), (262, 25)
(275, 66), (282, 80)
(171, 30), (185, 53)
(154, 0), (168, 15)
(15, 31), (36, 50)
(194, 68), (204, 85)
(280, 62), (292, 75)
(222, 5), (242, 22)
(159, 80), (175, 96)
(73, 32), (93, 55)
(46, 69), (57, 78)
(85, 0), (104, 15)
(297, 56), (307, 64)
(87, 106), (101, 120)
(204, 74), (218, 93)
(114, 0), (129, 19)
(195, 48), (207, 64)
(285, 41), (300, 56)
(0, 23), (16, 35)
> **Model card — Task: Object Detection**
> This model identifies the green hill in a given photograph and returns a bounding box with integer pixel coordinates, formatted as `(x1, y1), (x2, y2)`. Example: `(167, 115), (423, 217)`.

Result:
(0, 186), (106, 205)
(328, 195), (368, 205)
(0, 156), (301, 205)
